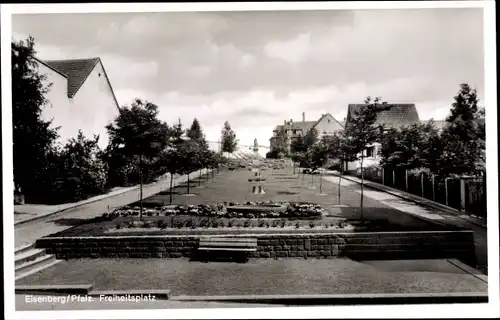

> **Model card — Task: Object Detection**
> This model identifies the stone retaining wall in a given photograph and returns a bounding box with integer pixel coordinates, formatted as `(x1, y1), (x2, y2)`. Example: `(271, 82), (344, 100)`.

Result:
(35, 231), (476, 265)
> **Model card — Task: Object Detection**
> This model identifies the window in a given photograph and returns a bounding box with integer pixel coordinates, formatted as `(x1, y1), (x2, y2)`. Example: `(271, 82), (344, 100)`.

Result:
(366, 147), (374, 158)
(293, 130), (297, 135)
(328, 119), (331, 123)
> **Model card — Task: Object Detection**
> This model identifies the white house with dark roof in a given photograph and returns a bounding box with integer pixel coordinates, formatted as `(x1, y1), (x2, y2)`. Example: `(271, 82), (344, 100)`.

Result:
(269, 112), (344, 153)
(35, 57), (120, 149)
(344, 103), (421, 171)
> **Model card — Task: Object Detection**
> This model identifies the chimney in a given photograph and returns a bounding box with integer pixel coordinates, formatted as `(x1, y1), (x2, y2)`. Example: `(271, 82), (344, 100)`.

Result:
(290, 119), (293, 125)
(302, 112), (305, 122)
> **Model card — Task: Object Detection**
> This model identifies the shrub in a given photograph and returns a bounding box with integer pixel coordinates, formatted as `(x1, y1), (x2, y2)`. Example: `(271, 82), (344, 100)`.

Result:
(337, 221), (348, 229)
(227, 219), (234, 228)
(115, 223), (122, 229)
(210, 219), (219, 228)
(157, 220), (168, 229)
(295, 222), (300, 229)
(309, 221), (315, 228)
(191, 220), (198, 229)
(184, 218), (193, 228)
(271, 220), (279, 228)
(200, 218), (209, 228)
(265, 221), (270, 228)
(258, 220), (265, 228)
(243, 219), (252, 228)
(280, 219), (286, 228)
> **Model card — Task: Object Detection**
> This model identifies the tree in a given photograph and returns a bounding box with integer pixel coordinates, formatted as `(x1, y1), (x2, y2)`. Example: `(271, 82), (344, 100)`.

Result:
(303, 127), (319, 150)
(51, 131), (108, 203)
(105, 98), (171, 219)
(321, 132), (354, 204)
(221, 121), (238, 155)
(308, 141), (329, 193)
(290, 135), (306, 174)
(159, 146), (182, 204)
(273, 126), (290, 158)
(344, 96), (391, 219)
(105, 98), (171, 186)
(187, 118), (211, 185)
(170, 118), (185, 145)
(176, 140), (202, 195)
(12, 36), (60, 201)
(187, 118), (203, 141)
(440, 84), (485, 176)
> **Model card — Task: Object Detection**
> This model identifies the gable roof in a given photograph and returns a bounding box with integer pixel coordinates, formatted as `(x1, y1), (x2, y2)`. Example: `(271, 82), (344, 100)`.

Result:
(43, 58), (100, 98)
(316, 113), (345, 129)
(274, 121), (317, 133)
(346, 103), (420, 128)
(273, 113), (344, 133)
(37, 57), (120, 110)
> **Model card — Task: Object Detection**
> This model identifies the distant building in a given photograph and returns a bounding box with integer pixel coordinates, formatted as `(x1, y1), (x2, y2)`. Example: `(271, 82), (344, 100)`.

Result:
(269, 112), (344, 153)
(35, 57), (120, 149)
(344, 103), (421, 171)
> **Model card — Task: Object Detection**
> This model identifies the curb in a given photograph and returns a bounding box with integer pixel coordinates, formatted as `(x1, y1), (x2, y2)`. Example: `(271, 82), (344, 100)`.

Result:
(14, 186), (141, 227)
(333, 173), (487, 230)
(14, 169), (213, 228)
(15, 284), (94, 295)
(446, 259), (488, 282)
(170, 292), (488, 305)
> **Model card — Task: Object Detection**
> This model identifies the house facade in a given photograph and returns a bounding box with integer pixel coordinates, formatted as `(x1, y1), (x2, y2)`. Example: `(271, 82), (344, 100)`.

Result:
(269, 112), (344, 153)
(344, 103), (421, 172)
(36, 57), (120, 149)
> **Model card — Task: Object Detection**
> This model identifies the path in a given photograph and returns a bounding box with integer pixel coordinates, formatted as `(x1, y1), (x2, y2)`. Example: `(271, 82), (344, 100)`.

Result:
(16, 258), (487, 296)
(14, 169), (211, 248)
(321, 174), (488, 275)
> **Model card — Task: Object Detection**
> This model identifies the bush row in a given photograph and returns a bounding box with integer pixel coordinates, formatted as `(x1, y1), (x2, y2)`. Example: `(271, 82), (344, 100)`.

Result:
(113, 217), (350, 230)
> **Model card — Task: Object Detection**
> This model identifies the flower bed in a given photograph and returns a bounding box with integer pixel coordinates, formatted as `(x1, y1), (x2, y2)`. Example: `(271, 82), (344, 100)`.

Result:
(101, 201), (324, 221)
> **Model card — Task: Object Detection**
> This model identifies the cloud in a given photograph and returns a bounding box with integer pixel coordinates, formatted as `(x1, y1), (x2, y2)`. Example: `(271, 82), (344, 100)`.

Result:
(11, 8), (485, 149)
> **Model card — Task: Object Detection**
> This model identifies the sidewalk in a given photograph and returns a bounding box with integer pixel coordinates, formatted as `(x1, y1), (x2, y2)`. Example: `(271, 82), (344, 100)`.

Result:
(14, 169), (212, 248)
(322, 172), (488, 275)
(328, 172), (486, 228)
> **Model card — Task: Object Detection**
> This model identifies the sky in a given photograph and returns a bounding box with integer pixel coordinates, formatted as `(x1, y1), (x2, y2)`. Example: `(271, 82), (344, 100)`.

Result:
(12, 8), (485, 151)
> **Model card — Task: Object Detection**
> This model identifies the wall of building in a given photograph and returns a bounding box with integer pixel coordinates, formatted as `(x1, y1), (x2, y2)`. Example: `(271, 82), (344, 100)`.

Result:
(72, 62), (119, 149)
(38, 63), (71, 145)
(315, 114), (343, 137)
(38, 61), (119, 150)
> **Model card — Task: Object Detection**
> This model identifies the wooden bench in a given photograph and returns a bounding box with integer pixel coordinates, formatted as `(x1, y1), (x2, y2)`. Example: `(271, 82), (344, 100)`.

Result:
(197, 237), (257, 263)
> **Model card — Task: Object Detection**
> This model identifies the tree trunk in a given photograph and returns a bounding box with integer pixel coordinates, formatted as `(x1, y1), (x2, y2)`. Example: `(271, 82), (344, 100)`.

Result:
(198, 169), (202, 186)
(293, 162), (295, 175)
(139, 153), (143, 221)
(169, 173), (174, 204)
(360, 156), (364, 221)
(187, 174), (191, 194)
(338, 161), (342, 205)
(320, 171), (323, 194)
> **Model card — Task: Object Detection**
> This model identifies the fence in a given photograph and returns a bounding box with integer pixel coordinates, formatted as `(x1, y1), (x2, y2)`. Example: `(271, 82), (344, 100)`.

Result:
(353, 168), (486, 219)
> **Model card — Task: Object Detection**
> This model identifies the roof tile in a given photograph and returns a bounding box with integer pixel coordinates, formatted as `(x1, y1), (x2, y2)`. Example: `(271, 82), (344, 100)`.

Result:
(43, 58), (100, 98)
(347, 103), (420, 128)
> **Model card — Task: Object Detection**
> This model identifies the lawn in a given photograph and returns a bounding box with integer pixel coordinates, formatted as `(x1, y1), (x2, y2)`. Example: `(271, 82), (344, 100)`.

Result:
(46, 167), (453, 238)
(16, 258), (487, 295)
